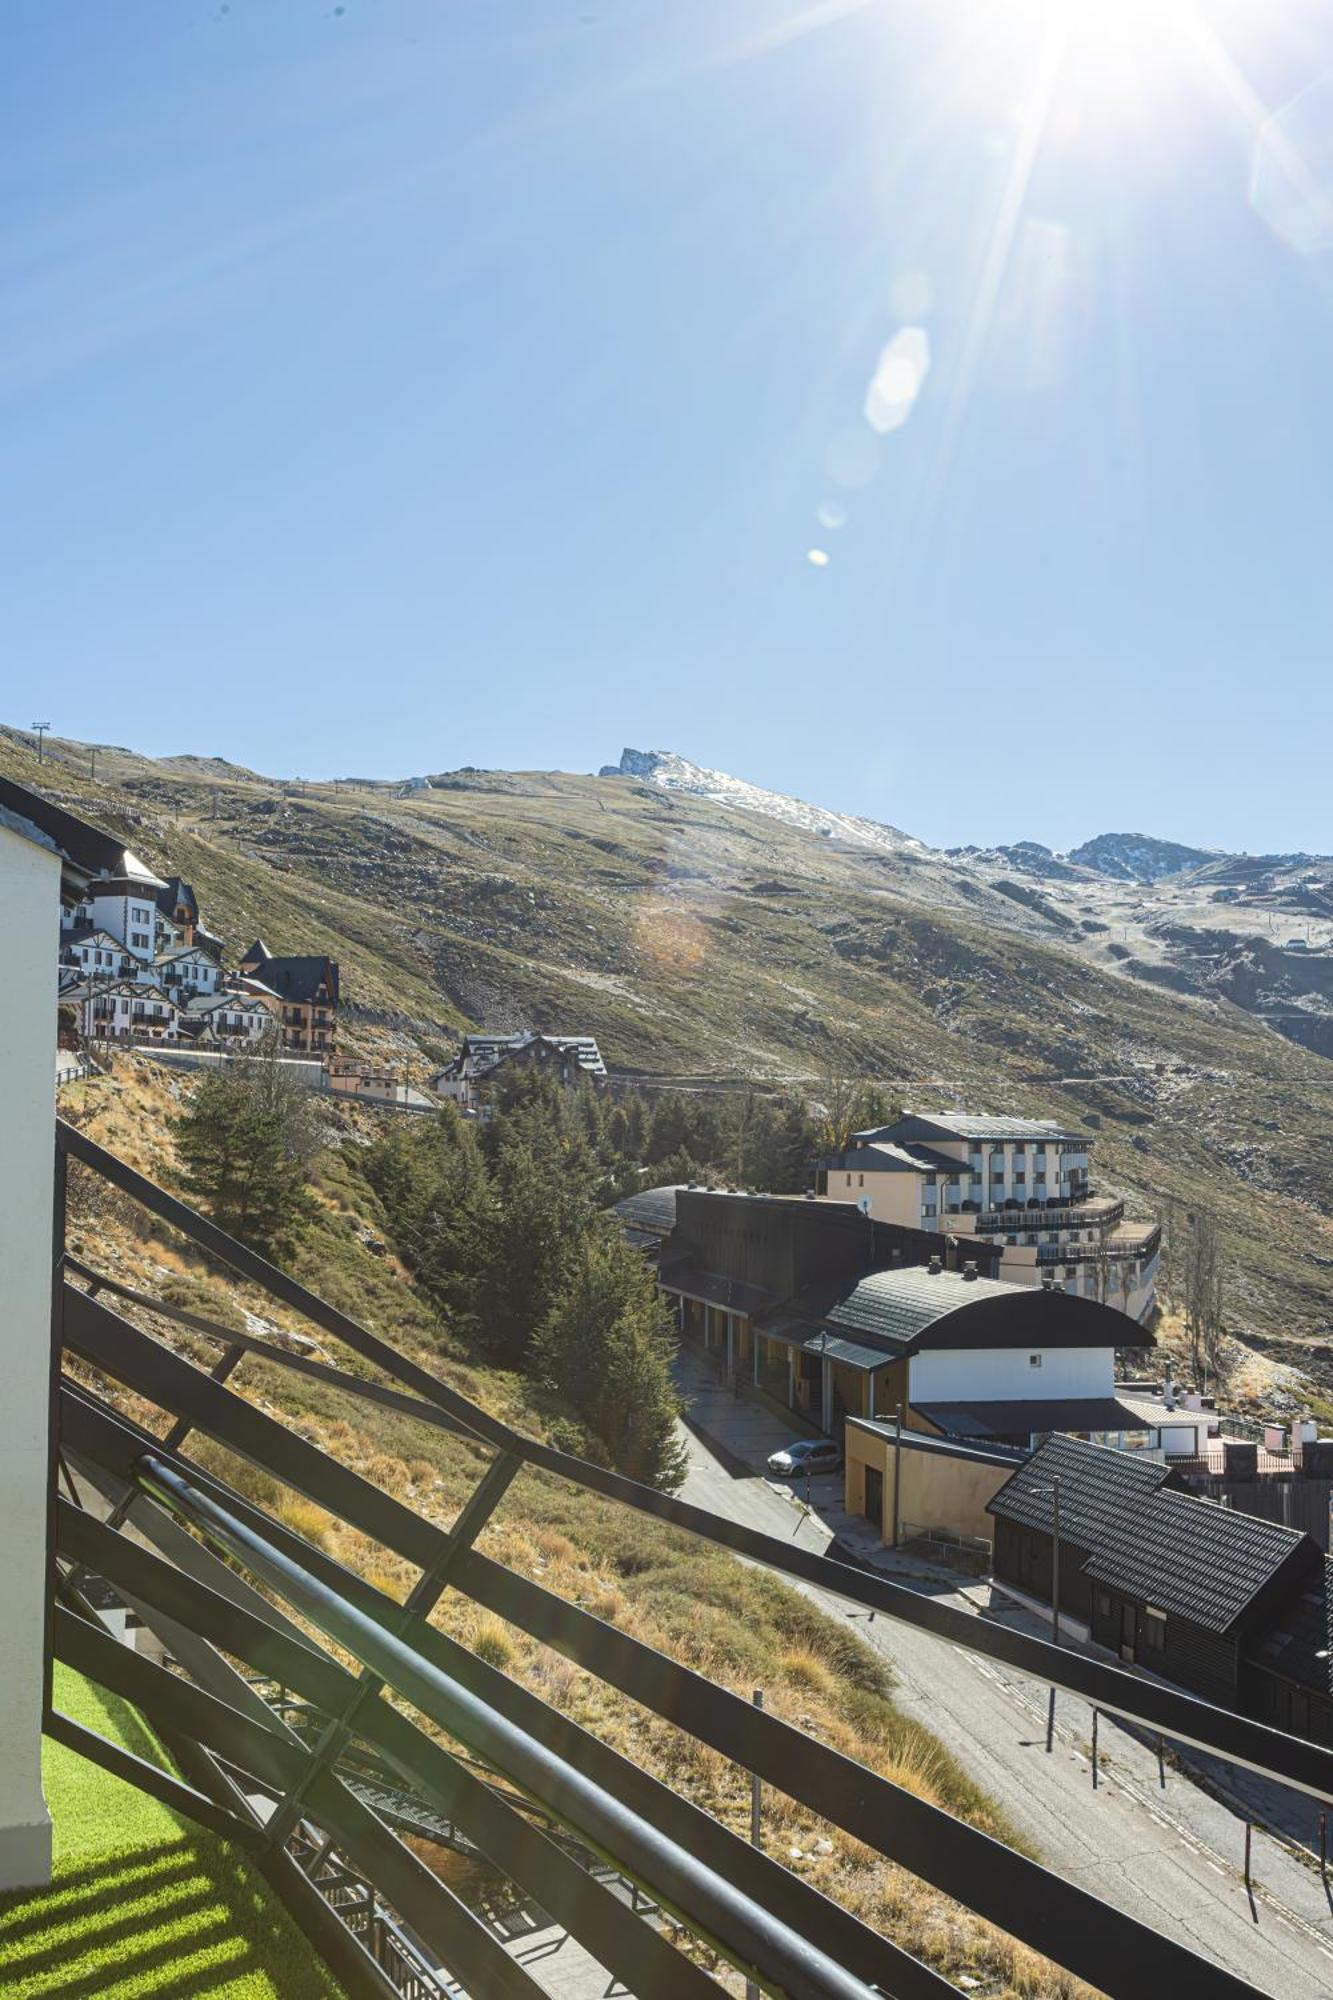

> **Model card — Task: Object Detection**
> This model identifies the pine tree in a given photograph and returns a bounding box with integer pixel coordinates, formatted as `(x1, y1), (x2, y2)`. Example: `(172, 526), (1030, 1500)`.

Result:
(369, 1110), (498, 1335)
(176, 1057), (319, 1261)
(474, 1103), (598, 1364)
(532, 1229), (688, 1490)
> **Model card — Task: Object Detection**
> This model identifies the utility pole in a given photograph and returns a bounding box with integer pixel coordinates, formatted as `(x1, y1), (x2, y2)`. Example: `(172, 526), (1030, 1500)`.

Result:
(891, 1402), (903, 1548)
(31, 723), (49, 765)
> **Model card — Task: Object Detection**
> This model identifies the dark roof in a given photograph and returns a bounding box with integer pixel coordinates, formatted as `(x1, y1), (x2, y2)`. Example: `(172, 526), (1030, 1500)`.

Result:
(860, 1114), (1087, 1146)
(1083, 1487), (1315, 1635)
(255, 954), (339, 1006)
(990, 1435), (1319, 1635)
(242, 938), (270, 964)
(821, 1141), (963, 1175)
(458, 1032), (606, 1078)
(805, 1333), (901, 1371)
(61, 924), (124, 950)
(613, 1185), (686, 1239)
(155, 875), (198, 920)
(988, 1433), (1172, 1541)
(1246, 1558), (1333, 1696)
(783, 1266), (1146, 1357)
(656, 1258), (773, 1319)
(920, 1398), (1152, 1441)
(0, 774), (133, 891)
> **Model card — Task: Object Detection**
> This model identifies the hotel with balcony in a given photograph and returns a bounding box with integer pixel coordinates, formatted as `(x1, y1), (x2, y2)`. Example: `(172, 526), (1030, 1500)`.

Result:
(815, 1112), (1159, 1322)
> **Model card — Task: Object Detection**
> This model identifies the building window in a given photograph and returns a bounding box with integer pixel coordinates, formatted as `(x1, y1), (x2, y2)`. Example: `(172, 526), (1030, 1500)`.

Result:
(858, 1173), (864, 1187)
(845, 1174), (852, 1187)
(1029, 1353), (1042, 1369)
(1143, 1608), (1166, 1649)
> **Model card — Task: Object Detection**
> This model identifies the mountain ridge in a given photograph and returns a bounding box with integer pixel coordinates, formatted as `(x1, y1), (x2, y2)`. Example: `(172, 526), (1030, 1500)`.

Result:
(8, 722), (1333, 1381)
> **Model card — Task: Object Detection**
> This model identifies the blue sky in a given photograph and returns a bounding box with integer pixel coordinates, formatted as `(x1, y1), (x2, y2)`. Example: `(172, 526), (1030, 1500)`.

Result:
(5, 0), (1333, 851)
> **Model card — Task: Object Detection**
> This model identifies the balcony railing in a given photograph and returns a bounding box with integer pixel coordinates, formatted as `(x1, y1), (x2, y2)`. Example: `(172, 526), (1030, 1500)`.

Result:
(47, 1119), (1323, 2000)
(1037, 1226), (1162, 1267)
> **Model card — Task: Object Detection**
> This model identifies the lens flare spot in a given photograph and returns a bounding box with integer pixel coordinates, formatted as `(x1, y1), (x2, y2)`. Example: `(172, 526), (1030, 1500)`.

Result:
(817, 499), (847, 530)
(806, 547), (830, 567)
(864, 326), (931, 435)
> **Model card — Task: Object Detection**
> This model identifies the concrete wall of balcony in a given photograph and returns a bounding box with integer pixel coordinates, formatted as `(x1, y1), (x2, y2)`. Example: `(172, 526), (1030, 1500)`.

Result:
(0, 815), (58, 1890)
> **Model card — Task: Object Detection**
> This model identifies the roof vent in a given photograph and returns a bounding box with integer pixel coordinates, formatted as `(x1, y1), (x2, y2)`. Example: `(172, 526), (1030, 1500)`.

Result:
(927, 1255), (943, 1276)
(962, 1260), (978, 1282)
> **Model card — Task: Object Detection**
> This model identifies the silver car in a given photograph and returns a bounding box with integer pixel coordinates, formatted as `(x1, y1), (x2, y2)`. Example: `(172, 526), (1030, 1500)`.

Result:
(766, 1437), (843, 1479)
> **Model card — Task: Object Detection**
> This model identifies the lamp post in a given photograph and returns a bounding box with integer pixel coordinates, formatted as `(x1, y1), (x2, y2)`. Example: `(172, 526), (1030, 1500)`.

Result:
(1023, 1473), (1062, 1752)
(31, 722), (49, 765)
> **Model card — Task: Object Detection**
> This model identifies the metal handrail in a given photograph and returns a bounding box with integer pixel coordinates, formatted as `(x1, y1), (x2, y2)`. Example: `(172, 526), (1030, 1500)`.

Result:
(50, 1119), (1331, 2000)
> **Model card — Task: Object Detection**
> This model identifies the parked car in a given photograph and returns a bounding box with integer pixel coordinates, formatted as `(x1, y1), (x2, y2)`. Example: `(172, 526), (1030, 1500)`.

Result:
(766, 1437), (843, 1479)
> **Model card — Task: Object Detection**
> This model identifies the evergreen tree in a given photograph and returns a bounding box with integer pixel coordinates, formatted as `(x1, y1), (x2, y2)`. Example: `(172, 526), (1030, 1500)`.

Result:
(474, 1103), (598, 1364)
(531, 1229), (688, 1490)
(176, 1053), (319, 1260)
(364, 1109), (496, 1335)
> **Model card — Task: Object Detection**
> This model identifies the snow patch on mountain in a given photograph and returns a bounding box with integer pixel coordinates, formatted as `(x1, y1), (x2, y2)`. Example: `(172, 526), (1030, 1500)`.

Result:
(600, 749), (923, 854)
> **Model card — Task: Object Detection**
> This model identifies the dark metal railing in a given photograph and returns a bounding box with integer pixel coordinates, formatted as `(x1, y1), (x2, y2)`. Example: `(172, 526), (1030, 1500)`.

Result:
(48, 1119), (1329, 2000)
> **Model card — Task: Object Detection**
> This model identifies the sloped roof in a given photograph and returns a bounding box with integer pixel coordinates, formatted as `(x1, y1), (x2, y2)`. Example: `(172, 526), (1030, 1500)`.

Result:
(656, 1258), (773, 1319)
(155, 875), (199, 919)
(821, 1141), (963, 1175)
(990, 1435), (1318, 1635)
(242, 938), (270, 964)
(458, 1031), (606, 1078)
(256, 955), (339, 1005)
(988, 1433), (1172, 1542)
(62, 925), (124, 950)
(859, 1114), (1087, 1146)
(1083, 1487), (1314, 1634)
(613, 1185), (687, 1238)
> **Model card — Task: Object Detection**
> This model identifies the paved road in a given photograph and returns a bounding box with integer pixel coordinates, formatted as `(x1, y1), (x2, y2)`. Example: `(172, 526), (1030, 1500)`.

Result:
(672, 1370), (1333, 2000)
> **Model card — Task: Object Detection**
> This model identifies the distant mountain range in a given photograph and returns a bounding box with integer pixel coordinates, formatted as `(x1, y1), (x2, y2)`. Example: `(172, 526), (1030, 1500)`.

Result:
(6, 720), (1333, 1373)
(600, 749), (1317, 887)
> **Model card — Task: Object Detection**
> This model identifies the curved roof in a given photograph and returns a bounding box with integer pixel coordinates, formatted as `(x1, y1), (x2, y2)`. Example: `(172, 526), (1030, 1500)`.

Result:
(793, 1266), (1151, 1356)
(614, 1184), (687, 1237)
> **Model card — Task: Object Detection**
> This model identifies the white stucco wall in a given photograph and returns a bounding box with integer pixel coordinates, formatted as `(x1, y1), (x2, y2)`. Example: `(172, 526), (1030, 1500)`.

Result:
(909, 1344), (1114, 1404)
(0, 819), (58, 1888)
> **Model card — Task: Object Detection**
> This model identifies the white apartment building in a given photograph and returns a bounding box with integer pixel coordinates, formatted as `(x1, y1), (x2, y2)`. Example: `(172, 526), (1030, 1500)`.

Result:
(62, 869), (169, 963)
(816, 1113), (1159, 1322)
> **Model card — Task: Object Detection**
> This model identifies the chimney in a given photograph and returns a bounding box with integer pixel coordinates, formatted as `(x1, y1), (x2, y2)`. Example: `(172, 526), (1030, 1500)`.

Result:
(962, 1260), (978, 1282)
(927, 1255), (942, 1276)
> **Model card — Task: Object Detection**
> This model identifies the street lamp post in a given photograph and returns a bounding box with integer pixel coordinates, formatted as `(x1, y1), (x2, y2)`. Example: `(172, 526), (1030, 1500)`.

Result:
(1046, 1472), (1062, 1752)
(31, 723), (49, 765)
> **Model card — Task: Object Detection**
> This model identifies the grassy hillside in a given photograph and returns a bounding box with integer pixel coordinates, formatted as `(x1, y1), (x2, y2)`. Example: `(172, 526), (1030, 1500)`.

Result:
(13, 722), (1333, 1382)
(57, 1055), (1083, 1997)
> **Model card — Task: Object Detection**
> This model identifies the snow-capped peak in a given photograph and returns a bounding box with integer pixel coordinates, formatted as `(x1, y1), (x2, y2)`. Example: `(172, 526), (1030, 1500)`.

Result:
(599, 749), (923, 854)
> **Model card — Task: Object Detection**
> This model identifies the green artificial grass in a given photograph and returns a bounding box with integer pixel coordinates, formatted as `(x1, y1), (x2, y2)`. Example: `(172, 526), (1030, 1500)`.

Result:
(0, 1664), (344, 2000)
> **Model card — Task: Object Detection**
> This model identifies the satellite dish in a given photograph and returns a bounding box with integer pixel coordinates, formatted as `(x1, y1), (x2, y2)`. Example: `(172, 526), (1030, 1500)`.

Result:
(858, 1195), (872, 1215)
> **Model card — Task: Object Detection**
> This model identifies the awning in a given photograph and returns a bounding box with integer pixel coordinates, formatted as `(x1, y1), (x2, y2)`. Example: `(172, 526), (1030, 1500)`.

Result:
(802, 1334), (899, 1372)
(655, 1262), (773, 1318)
(916, 1397), (1152, 1441)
